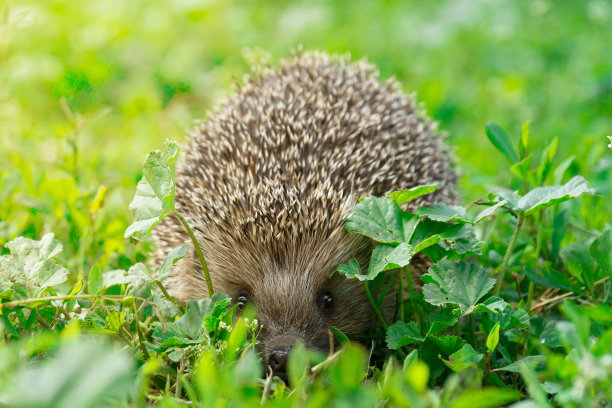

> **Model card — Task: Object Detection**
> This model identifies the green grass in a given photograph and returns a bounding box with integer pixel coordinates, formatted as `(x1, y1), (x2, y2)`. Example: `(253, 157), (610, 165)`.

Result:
(1, 1), (611, 406)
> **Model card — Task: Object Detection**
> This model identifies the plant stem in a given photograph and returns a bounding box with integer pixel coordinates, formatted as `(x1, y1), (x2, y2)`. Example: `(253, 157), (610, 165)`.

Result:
(512, 272), (523, 300)
(525, 282), (535, 312)
(364, 281), (388, 330)
(176, 359), (184, 399)
(494, 214), (524, 296)
(404, 266), (421, 329)
(132, 298), (150, 359)
(482, 353), (491, 386)
(311, 350), (341, 373)
(118, 327), (134, 346)
(153, 280), (183, 310)
(0, 294), (162, 318)
(525, 211), (543, 311)
(261, 367), (273, 404)
(468, 314), (475, 345)
(530, 276), (610, 311)
(396, 270), (404, 322)
(172, 210), (214, 297)
(35, 314), (51, 330)
(1, 294), (134, 308)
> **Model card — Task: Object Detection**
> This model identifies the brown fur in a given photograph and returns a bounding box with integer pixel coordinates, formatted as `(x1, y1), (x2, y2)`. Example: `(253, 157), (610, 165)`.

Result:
(152, 51), (457, 368)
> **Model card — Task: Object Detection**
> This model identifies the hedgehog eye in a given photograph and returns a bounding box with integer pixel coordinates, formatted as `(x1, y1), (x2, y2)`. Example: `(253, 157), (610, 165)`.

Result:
(320, 291), (334, 314)
(236, 292), (249, 311)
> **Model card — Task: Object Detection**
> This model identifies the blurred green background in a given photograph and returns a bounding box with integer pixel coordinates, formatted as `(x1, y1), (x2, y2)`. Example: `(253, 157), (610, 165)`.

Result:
(1, 0), (611, 272)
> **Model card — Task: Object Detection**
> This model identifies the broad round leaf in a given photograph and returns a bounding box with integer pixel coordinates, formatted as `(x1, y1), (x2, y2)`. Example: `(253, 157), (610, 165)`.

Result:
(422, 260), (495, 315)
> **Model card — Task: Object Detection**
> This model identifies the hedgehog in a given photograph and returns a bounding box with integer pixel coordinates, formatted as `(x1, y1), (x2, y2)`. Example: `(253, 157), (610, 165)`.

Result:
(153, 51), (457, 375)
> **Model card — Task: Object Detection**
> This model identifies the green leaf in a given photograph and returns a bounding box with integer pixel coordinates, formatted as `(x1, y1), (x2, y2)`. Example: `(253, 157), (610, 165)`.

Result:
(519, 361), (553, 407)
(422, 260), (495, 315)
(560, 243), (596, 293)
(327, 344), (368, 389)
(102, 263), (153, 298)
(125, 140), (180, 238)
(388, 183), (438, 206)
(0, 289), (14, 302)
(102, 269), (131, 288)
(519, 120), (530, 158)
(9, 341), (135, 408)
(151, 294), (179, 318)
(226, 316), (248, 360)
(494, 307), (531, 330)
(486, 322), (500, 353)
(537, 137), (558, 184)
(233, 350), (262, 386)
(524, 266), (581, 293)
(149, 296), (230, 352)
(386, 321), (424, 349)
(404, 360), (429, 394)
(332, 327), (349, 345)
(590, 224), (612, 274)
(486, 122), (519, 163)
(559, 300), (590, 346)
(516, 176), (593, 215)
(87, 265), (104, 295)
(344, 197), (419, 244)
(412, 221), (480, 254)
(286, 342), (324, 387)
(553, 155), (574, 185)
(203, 293), (232, 334)
(542, 382), (562, 395)
(551, 209), (569, 261)
(183, 298), (217, 339)
(127, 263), (154, 298)
(158, 243), (190, 281)
(442, 344), (483, 372)
(417, 204), (471, 224)
(0, 233), (70, 298)
(473, 200), (508, 224)
(473, 296), (509, 314)
(68, 272), (83, 296)
(510, 154), (533, 182)
(496, 356), (544, 373)
(487, 186), (519, 209)
(366, 243), (413, 280)
(335, 259), (363, 280)
(105, 309), (127, 333)
(403, 349), (419, 371)
(450, 388), (520, 408)
(429, 335), (466, 356)
(426, 307), (458, 337)
(146, 139), (180, 211)
(287, 342), (309, 386)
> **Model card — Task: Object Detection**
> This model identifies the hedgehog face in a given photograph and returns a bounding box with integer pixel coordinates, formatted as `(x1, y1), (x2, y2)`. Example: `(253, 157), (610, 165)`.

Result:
(214, 233), (375, 375)
(233, 282), (334, 373)
(250, 274), (368, 375)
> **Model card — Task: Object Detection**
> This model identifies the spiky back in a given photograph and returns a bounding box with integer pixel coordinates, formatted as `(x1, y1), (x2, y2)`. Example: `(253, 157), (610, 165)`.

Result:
(154, 52), (457, 302)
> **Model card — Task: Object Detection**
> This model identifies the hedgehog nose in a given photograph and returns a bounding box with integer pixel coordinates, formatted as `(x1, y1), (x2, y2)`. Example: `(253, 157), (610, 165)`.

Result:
(269, 345), (291, 373)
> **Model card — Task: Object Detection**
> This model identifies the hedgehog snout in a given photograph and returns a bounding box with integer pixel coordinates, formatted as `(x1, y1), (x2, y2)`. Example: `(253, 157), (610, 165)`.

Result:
(264, 334), (298, 375)
(259, 316), (330, 377)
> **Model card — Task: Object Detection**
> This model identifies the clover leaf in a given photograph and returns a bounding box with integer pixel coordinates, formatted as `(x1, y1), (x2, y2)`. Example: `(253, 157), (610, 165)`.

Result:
(125, 140), (180, 238)
(0, 233), (69, 299)
(422, 260), (495, 315)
